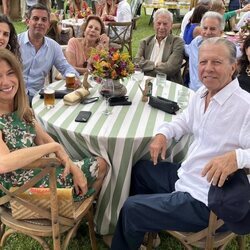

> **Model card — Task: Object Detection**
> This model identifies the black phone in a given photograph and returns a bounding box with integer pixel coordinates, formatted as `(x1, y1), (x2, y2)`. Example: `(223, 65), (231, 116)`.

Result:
(75, 111), (92, 122)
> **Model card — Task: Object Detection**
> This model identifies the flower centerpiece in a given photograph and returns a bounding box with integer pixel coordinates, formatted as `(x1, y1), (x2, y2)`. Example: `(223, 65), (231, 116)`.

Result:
(88, 48), (134, 96)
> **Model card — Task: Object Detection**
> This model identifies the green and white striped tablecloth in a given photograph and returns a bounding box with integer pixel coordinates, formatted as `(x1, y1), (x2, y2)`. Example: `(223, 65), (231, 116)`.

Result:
(32, 77), (193, 235)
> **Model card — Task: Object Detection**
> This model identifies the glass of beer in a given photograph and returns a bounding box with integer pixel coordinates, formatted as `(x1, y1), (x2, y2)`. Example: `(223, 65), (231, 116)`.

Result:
(65, 73), (76, 90)
(44, 87), (55, 109)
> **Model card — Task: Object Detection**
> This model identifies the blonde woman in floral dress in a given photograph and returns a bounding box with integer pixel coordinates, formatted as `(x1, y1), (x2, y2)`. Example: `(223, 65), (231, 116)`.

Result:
(0, 48), (107, 200)
(65, 15), (109, 75)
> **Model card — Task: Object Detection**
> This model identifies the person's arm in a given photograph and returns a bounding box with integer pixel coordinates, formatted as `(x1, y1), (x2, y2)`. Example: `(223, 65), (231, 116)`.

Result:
(224, 10), (237, 22)
(224, 4), (250, 22)
(149, 96), (195, 165)
(155, 37), (184, 77)
(34, 119), (88, 195)
(0, 130), (61, 174)
(52, 39), (80, 77)
(134, 39), (155, 72)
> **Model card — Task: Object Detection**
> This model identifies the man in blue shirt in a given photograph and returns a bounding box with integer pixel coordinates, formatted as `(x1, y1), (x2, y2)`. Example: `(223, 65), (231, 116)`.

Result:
(185, 11), (224, 91)
(18, 4), (79, 100)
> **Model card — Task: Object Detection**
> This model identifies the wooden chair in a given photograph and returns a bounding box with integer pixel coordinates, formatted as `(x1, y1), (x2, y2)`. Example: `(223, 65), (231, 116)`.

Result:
(107, 21), (133, 58)
(172, 23), (181, 35)
(147, 211), (245, 250)
(0, 158), (97, 250)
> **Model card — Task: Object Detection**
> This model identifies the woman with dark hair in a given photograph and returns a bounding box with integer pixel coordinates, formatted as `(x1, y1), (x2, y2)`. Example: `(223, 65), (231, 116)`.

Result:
(65, 15), (109, 74)
(183, 5), (209, 44)
(0, 15), (22, 62)
(238, 35), (250, 92)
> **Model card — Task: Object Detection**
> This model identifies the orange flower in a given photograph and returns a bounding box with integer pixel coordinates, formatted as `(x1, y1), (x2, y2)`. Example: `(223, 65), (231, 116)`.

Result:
(112, 52), (120, 61)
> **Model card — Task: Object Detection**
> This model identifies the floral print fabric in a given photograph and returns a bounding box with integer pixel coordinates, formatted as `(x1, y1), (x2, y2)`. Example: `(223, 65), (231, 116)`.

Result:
(0, 112), (98, 201)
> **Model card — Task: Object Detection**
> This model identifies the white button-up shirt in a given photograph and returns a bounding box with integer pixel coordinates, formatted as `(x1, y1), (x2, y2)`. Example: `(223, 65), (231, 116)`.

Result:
(157, 78), (250, 206)
(150, 36), (167, 66)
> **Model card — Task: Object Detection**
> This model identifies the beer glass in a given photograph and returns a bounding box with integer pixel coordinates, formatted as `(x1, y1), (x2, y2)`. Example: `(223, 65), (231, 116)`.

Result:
(44, 87), (55, 109)
(65, 73), (76, 90)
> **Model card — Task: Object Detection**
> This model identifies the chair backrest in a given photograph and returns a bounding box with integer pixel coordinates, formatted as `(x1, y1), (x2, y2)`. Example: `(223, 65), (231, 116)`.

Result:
(107, 21), (133, 43)
(0, 157), (97, 250)
(107, 21), (133, 57)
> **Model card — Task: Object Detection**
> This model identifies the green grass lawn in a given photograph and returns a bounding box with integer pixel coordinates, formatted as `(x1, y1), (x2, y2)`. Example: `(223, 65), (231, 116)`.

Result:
(9, 12), (250, 250)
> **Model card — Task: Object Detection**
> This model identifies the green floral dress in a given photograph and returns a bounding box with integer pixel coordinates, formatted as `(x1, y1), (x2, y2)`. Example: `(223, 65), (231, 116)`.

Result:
(0, 112), (98, 201)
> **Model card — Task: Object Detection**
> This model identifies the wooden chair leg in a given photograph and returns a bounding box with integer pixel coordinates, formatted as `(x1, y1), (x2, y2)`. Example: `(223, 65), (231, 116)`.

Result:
(236, 235), (246, 250)
(87, 206), (97, 250)
(146, 232), (158, 250)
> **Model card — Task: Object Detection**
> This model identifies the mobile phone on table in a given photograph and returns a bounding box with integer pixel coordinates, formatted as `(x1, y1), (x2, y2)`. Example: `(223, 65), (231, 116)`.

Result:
(75, 111), (92, 122)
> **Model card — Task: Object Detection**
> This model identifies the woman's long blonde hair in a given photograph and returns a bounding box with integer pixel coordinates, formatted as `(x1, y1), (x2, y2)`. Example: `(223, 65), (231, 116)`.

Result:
(0, 48), (33, 123)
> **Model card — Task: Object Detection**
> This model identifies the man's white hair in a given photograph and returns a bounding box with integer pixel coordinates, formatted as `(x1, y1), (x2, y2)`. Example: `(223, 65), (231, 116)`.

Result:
(153, 8), (173, 23)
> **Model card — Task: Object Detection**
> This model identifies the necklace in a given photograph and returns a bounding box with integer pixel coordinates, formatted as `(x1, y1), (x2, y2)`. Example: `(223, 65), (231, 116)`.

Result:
(246, 65), (250, 77)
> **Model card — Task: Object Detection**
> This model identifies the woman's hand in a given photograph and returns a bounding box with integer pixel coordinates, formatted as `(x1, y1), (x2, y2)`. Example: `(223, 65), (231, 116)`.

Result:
(99, 34), (109, 48)
(70, 163), (88, 196)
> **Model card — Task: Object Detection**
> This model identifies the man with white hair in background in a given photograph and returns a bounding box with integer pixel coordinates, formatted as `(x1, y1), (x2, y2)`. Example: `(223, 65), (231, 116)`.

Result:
(180, 0), (212, 38)
(134, 8), (184, 84)
(185, 11), (224, 91)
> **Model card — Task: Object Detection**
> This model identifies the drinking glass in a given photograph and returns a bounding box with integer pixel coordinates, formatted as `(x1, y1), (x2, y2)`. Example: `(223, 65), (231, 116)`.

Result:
(156, 73), (167, 87)
(100, 79), (114, 115)
(44, 84), (55, 109)
(132, 68), (144, 84)
(177, 89), (189, 110)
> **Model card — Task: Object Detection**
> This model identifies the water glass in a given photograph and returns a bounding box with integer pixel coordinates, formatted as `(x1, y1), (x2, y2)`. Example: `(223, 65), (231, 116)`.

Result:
(156, 73), (167, 87)
(100, 79), (114, 115)
(177, 89), (189, 110)
(132, 69), (144, 83)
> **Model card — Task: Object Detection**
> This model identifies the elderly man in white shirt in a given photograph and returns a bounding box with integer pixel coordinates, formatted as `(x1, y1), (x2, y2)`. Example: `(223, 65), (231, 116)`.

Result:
(180, 0), (212, 38)
(111, 37), (250, 250)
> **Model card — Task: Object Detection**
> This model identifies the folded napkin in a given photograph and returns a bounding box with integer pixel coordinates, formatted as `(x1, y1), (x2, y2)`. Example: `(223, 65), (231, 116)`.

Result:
(63, 87), (90, 105)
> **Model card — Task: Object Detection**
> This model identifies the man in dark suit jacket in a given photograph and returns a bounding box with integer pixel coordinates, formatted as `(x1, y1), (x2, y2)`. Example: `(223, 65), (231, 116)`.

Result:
(134, 8), (184, 84)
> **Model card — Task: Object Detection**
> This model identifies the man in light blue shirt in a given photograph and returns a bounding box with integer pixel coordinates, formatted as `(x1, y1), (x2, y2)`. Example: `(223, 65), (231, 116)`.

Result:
(18, 4), (79, 99)
(185, 11), (224, 91)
